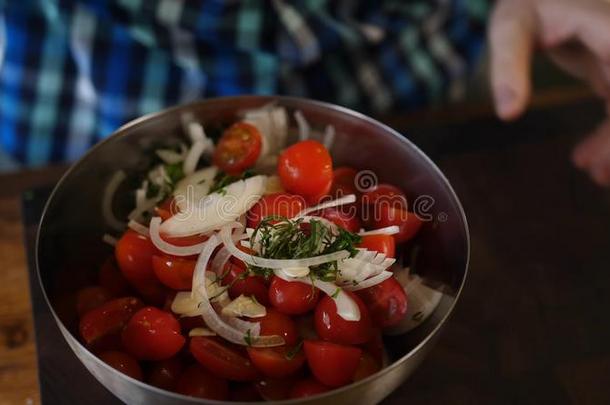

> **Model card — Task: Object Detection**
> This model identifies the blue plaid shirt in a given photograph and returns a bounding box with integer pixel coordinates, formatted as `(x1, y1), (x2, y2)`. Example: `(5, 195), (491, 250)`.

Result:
(0, 0), (487, 168)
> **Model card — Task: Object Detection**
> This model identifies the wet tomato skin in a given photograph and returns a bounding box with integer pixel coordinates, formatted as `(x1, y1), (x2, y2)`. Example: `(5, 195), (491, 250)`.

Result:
(147, 357), (184, 391)
(314, 291), (373, 345)
(304, 340), (362, 387)
(356, 277), (408, 328)
(290, 378), (331, 398)
(76, 286), (112, 317)
(175, 364), (229, 400)
(152, 255), (196, 291)
(190, 337), (261, 381)
(213, 122), (262, 175)
(246, 193), (306, 228)
(98, 350), (143, 381)
(79, 296), (144, 345)
(268, 276), (319, 315)
(358, 234), (396, 258)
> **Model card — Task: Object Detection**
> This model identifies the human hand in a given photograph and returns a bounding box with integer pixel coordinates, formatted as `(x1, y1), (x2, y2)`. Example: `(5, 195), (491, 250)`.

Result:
(489, 0), (610, 185)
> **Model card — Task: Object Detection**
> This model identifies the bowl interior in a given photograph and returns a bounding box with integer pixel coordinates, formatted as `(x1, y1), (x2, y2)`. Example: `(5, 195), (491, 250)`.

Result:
(36, 96), (468, 395)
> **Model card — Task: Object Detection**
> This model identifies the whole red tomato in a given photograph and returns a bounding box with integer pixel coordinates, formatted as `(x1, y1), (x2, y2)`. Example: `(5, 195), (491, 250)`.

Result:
(268, 276), (319, 315)
(98, 350), (143, 381)
(356, 277), (407, 328)
(121, 307), (185, 361)
(151, 255), (196, 291)
(76, 286), (112, 317)
(256, 309), (299, 346)
(361, 184), (408, 209)
(358, 234), (396, 258)
(278, 140), (333, 204)
(222, 261), (269, 306)
(318, 207), (361, 233)
(365, 205), (422, 244)
(147, 357), (184, 391)
(304, 340), (362, 387)
(314, 292), (373, 345)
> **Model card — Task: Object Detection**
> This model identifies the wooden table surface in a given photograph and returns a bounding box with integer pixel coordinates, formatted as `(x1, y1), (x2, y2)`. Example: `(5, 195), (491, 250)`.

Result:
(1, 87), (608, 405)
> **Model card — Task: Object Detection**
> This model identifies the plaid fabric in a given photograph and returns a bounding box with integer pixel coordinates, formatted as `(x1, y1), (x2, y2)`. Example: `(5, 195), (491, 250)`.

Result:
(0, 0), (487, 167)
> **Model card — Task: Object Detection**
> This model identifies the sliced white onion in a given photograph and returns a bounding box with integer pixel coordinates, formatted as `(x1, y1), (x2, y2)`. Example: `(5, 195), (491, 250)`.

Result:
(294, 110), (310, 141)
(183, 140), (206, 176)
(224, 316), (261, 336)
(211, 246), (233, 276)
(161, 175), (267, 237)
(344, 271), (394, 291)
(358, 226), (400, 236)
(323, 125), (336, 150)
(127, 220), (149, 236)
(220, 225), (349, 269)
(294, 194), (357, 218)
(173, 166), (218, 212)
(149, 217), (208, 256)
(101, 170), (127, 231)
(192, 235), (284, 347)
(102, 234), (118, 246)
(273, 269), (361, 321)
(128, 198), (158, 221)
(299, 215), (339, 234)
(189, 327), (216, 337)
(156, 146), (187, 164)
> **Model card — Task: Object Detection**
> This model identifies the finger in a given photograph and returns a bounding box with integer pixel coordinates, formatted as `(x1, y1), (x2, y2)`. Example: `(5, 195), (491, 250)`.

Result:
(489, 0), (536, 121)
(548, 45), (610, 99)
(538, 0), (610, 64)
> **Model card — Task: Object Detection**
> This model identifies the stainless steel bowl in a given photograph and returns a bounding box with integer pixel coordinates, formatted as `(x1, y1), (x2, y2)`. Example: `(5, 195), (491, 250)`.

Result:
(36, 96), (469, 404)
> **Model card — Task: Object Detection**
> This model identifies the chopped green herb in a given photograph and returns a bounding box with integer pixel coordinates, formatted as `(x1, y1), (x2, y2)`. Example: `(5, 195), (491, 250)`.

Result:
(244, 329), (253, 346)
(209, 170), (256, 194)
(164, 162), (185, 186)
(331, 288), (341, 299)
(285, 341), (304, 360)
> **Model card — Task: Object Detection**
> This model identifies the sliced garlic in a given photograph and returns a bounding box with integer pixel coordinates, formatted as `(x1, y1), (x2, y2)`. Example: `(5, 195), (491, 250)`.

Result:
(188, 327), (216, 337)
(264, 175), (284, 195)
(221, 295), (267, 318)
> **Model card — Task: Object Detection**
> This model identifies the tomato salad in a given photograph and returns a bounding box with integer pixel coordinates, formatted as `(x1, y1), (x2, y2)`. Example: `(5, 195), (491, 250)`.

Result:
(85, 104), (423, 401)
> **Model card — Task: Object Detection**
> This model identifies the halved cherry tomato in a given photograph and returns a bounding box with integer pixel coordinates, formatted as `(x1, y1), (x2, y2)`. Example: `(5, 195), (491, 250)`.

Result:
(256, 309), (299, 346)
(122, 307), (185, 360)
(352, 351), (381, 381)
(268, 276), (319, 315)
(115, 230), (166, 304)
(147, 357), (183, 391)
(314, 292), (373, 345)
(98, 258), (130, 297)
(155, 198), (179, 221)
(318, 207), (361, 233)
(98, 350), (143, 381)
(356, 277), (407, 328)
(361, 184), (408, 209)
(366, 205), (422, 243)
(190, 337), (261, 381)
(278, 140), (333, 204)
(331, 167), (358, 197)
(247, 346), (306, 378)
(213, 122), (262, 175)
(304, 340), (362, 387)
(175, 364), (229, 400)
(152, 255), (196, 291)
(76, 286), (112, 317)
(246, 193), (306, 228)
(358, 234), (396, 258)
(290, 378), (331, 398)
(230, 383), (262, 401)
(79, 297), (144, 345)
(221, 261), (269, 306)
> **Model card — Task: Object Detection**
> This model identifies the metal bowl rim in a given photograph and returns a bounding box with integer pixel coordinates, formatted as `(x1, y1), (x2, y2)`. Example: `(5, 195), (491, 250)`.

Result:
(35, 95), (470, 404)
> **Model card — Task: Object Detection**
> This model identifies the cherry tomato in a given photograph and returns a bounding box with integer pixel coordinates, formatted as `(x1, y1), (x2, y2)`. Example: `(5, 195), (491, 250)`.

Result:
(190, 337), (261, 381)
(222, 261), (270, 306)
(155, 198), (178, 221)
(361, 329), (384, 366)
(352, 351), (381, 381)
(255, 378), (298, 400)
(98, 258), (130, 297)
(152, 255), (196, 291)
(358, 234), (396, 258)
(76, 286), (112, 317)
(179, 315), (206, 332)
(366, 206), (422, 243)
(268, 276), (319, 315)
(318, 207), (361, 233)
(122, 307), (185, 360)
(356, 277), (407, 328)
(229, 383), (262, 402)
(98, 351), (143, 381)
(256, 309), (299, 346)
(361, 184), (407, 209)
(278, 140), (333, 204)
(79, 297), (143, 345)
(246, 193), (306, 228)
(247, 346), (306, 378)
(213, 122), (262, 175)
(304, 340), (362, 387)
(314, 292), (373, 345)
(115, 230), (166, 304)
(331, 167), (358, 197)
(290, 378), (331, 398)
(161, 233), (209, 247)
(147, 357), (183, 391)
(175, 364), (229, 400)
